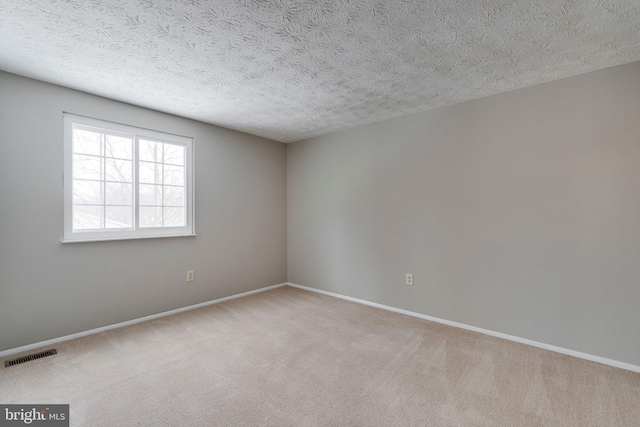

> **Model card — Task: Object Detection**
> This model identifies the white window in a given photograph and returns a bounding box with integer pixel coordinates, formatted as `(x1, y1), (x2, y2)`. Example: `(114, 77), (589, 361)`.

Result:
(63, 114), (194, 242)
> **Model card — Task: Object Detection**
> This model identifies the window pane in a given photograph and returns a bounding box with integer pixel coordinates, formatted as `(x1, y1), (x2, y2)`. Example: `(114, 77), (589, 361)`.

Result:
(105, 206), (132, 229)
(65, 114), (193, 240)
(140, 207), (162, 228)
(139, 161), (162, 184)
(73, 128), (101, 155)
(163, 165), (184, 186)
(164, 186), (184, 207)
(73, 154), (102, 180)
(164, 207), (185, 227)
(139, 139), (162, 162)
(164, 143), (184, 166)
(105, 134), (133, 159)
(73, 205), (102, 230)
(105, 182), (132, 206)
(139, 184), (163, 206)
(105, 158), (132, 182)
(73, 180), (102, 205)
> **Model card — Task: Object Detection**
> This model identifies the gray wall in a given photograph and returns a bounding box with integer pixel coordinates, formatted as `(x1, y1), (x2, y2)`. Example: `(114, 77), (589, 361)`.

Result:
(287, 62), (640, 366)
(0, 71), (287, 352)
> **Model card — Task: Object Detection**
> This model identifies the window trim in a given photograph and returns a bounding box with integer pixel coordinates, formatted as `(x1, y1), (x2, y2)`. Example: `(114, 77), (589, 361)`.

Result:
(63, 113), (195, 243)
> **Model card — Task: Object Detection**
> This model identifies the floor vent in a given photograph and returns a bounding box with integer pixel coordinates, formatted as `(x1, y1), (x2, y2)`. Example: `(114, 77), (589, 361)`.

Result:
(4, 349), (57, 368)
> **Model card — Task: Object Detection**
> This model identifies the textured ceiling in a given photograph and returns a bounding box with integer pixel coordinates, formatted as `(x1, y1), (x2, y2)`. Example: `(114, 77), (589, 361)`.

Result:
(0, 0), (639, 143)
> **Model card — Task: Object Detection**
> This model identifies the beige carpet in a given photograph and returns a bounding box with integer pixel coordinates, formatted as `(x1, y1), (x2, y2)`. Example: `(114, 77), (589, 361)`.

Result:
(1, 286), (639, 426)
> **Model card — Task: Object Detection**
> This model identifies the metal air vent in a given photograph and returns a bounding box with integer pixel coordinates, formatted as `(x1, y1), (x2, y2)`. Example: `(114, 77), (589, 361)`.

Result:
(4, 349), (57, 367)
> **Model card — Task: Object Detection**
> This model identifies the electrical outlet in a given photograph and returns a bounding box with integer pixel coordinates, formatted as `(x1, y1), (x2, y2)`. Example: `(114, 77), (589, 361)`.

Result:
(406, 273), (414, 286)
(186, 270), (194, 282)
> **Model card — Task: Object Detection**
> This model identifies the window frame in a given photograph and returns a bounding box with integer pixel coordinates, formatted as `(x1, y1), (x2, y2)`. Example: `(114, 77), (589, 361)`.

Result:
(63, 113), (195, 243)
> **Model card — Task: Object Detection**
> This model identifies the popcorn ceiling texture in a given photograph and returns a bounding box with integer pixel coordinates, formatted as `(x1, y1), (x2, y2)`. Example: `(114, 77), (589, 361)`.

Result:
(0, 0), (638, 142)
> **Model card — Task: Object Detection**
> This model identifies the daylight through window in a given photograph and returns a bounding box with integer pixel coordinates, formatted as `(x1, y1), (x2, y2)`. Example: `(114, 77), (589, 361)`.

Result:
(63, 114), (194, 242)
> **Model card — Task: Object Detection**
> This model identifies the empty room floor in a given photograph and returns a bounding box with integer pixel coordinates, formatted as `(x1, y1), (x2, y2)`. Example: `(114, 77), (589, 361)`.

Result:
(1, 286), (639, 426)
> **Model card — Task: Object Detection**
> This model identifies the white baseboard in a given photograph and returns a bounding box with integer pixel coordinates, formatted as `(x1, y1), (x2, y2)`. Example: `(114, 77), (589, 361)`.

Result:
(287, 282), (640, 374)
(0, 282), (288, 358)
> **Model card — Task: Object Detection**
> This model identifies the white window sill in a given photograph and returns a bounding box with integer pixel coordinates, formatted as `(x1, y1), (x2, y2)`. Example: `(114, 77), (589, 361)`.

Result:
(61, 234), (197, 243)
